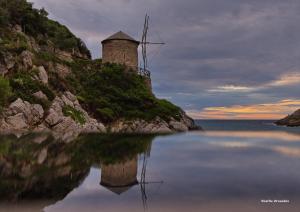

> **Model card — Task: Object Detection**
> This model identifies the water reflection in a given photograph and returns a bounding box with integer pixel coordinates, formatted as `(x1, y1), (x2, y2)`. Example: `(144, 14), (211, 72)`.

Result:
(100, 156), (139, 194)
(1, 129), (300, 212)
(201, 130), (300, 142)
(0, 133), (156, 211)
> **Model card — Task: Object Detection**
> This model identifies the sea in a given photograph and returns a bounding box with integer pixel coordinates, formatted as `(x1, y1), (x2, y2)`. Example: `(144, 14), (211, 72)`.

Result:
(0, 120), (299, 212)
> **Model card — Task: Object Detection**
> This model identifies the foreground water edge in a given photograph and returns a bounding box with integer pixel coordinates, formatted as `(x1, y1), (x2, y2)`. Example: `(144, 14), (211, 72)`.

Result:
(0, 120), (300, 211)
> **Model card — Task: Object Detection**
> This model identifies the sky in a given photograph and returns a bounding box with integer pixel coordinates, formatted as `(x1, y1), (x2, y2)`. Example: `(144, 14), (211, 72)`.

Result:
(30, 0), (300, 119)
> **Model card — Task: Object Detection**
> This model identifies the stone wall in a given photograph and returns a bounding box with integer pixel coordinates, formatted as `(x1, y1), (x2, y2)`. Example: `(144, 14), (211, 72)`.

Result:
(102, 40), (139, 72)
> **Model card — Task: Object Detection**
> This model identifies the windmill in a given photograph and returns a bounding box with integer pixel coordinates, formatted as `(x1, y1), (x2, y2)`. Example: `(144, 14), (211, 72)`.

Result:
(140, 14), (165, 77)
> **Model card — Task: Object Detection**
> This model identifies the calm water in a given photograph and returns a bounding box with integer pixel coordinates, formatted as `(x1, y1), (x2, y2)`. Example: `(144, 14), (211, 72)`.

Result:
(0, 120), (300, 212)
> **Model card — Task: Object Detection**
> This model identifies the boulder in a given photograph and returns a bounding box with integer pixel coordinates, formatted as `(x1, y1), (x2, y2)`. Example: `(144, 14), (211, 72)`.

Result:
(1, 92), (107, 138)
(45, 108), (63, 127)
(61, 93), (74, 107)
(37, 66), (48, 84)
(28, 37), (40, 52)
(8, 98), (44, 126)
(34, 123), (50, 133)
(64, 91), (77, 103)
(0, 119), (10, 131)
(0, 53), (15, 76)
(9, 98), (31, 117)
(20, 50), (33, 69)
(44, 92), (107, 139)
(83, 118), (106, 133)
(55, 63), (71, 78)
(5, 113), (28, 130)
(33, 91), (48, 101)
(31, 104), (44, 124)
(52, 117), (80, 142)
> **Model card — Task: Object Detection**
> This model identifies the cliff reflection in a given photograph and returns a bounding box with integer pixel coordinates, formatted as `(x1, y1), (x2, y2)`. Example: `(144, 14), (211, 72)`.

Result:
(0, 133), (155, 209)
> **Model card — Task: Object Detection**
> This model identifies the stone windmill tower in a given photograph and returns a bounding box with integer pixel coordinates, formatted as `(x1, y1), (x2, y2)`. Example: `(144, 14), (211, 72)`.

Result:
(101, 31), (140, 72)
(101, 15), (164, 90)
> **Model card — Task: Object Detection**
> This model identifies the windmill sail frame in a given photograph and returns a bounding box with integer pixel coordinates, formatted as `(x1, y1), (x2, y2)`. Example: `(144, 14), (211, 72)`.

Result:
(140, 14), (165, 78)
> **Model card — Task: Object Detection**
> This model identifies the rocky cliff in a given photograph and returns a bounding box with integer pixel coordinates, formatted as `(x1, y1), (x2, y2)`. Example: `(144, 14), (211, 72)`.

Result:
(275, 109), (300, 127)
(0, 0), (200, 138)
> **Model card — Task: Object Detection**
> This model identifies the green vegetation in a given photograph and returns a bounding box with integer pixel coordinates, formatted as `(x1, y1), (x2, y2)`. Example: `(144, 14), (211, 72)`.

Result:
(0, 76), (12, 112)
(66, 62), (181, 123)
(62, 105), (86, 125)
(0, 32), (29, 54)
(0, 0), (90, 57)
(9, 71), (54, 109)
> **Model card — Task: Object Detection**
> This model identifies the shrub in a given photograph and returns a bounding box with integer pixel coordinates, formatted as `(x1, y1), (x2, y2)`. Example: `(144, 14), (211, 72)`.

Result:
(9, 71), (54, 109)
(0, 76), (12, 112)
(62, 105), (86, 125)
(0, 0), (91, 57)
(66, 62), (181, 123)
(96, 108), (115, 122)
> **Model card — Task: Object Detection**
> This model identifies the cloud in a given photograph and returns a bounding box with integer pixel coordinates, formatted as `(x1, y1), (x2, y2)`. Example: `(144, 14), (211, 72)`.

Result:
(207, 85), (256, 93)
(207, 72), (300, 93)
(268, 72), (300, 87)
(29, 0), (300, 117)
(188, 99), (300, 119)
(272, 146), (300, 158)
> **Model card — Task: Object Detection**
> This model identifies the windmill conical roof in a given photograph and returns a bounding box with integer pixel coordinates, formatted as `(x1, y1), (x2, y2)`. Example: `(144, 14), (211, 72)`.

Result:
(100, 181), (138, 195)
(102, 31), (139, 44)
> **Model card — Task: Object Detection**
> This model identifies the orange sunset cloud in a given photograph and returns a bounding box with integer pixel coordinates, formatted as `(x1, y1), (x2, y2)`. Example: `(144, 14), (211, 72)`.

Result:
(187, 99), (300, 120)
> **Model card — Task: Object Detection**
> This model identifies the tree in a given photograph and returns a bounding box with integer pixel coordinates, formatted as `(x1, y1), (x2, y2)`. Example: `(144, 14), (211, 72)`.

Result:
(39, 8), (48, 17)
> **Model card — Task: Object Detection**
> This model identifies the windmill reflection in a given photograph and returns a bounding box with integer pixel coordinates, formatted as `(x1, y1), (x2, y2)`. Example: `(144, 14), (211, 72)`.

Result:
(99, 138), (163, 210)
(100, 156), (139, 195)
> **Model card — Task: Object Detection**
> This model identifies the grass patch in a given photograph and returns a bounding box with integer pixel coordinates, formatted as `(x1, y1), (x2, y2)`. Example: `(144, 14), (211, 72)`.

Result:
(9, 71), (54, 110)
(62, 105), (86, 125)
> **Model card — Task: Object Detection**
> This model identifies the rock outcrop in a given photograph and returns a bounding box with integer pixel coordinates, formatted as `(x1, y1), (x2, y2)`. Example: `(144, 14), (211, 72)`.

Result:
(109, 112), (200, 134)
(43, 91), (106, 141)
(275, 109), (300, 127)
(1, 98), (44, 131)
(0, 92), (106, 141)
(0, 91), (199, 138)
